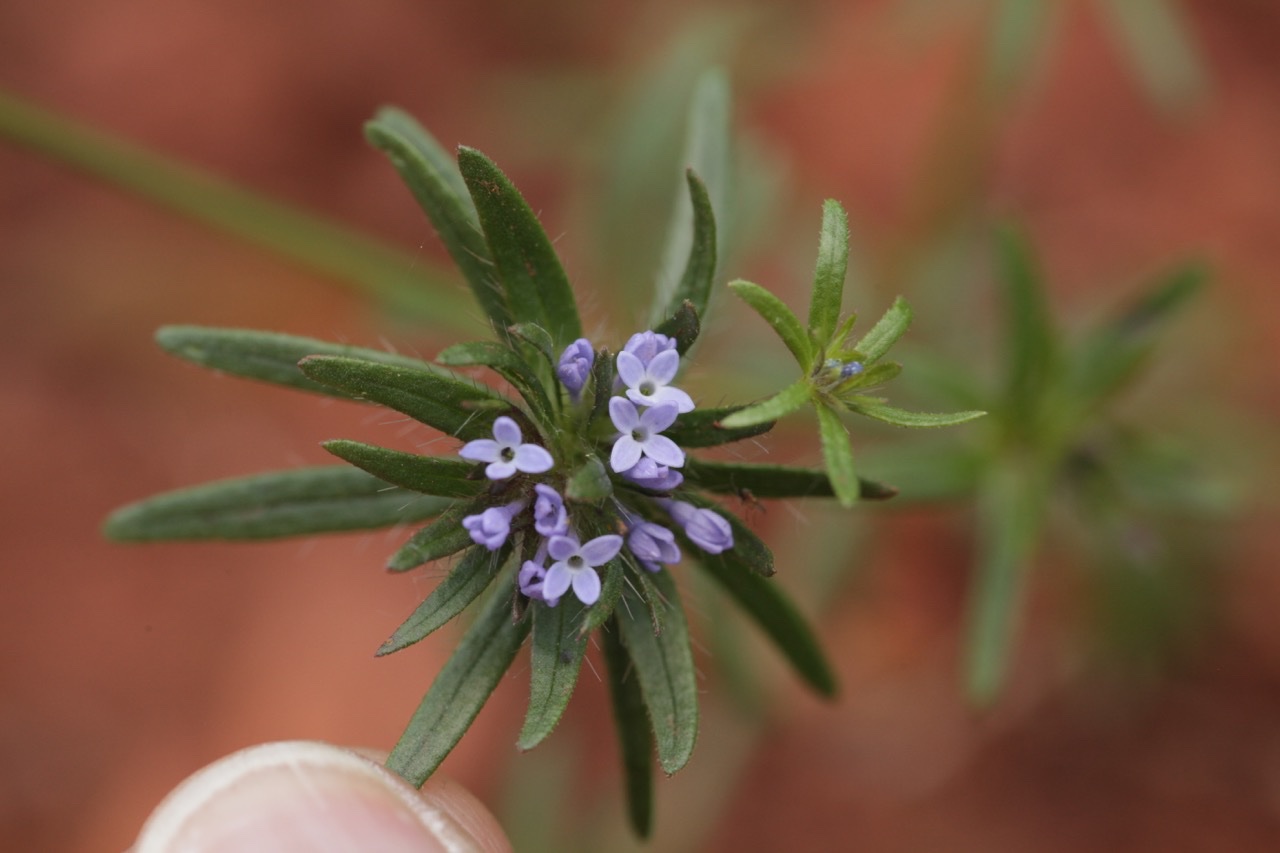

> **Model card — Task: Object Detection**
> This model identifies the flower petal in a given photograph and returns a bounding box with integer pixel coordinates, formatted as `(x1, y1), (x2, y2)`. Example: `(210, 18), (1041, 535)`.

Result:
(492, 416), (522, 446)
(651, 385), (695, 413)
(484, 460), (517, 480)
(610, 436), (642, 473)
(642, 435), (685, 468)
(513, 444), (554, 473)
(458, 439), (500, 462)
(615, 350), (646, 388)
(547, 535), (580, 561)
(640, 402), (679, 433)
(542, 564), (572, 601)
(580, 534), (623, 565)
(647, 348), (680, 384)
(608, 396), (639, 431)
(571, 568), (601, 605)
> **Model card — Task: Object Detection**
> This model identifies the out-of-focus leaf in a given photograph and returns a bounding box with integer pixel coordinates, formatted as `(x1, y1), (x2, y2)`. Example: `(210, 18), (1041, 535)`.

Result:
(664, 405), (774, 448)
(847, 399), (987, 429)
(364, 108), (506, 329)
(436, 340), (555, 427)
(728, 279), (813, 370)
(816, 403), (859, 508)
(851, 296), (913, 363)
(684, 459), (898, 501)
(997, 226), (1057, 432)
(322, 440), (482, 498)
(565, 456), (612, 503)
(386, 565), (529, 786)
(518, 600), (589, 750)
(458, 147), (582, 348)
(616, 569), (699, 775)
(717, 379), (811, 430)
(104, 466), (449, 541)
(1098, 0), (1208, 112)
(808, 199), (850, 345)
(652, 172), (717, 330)
(653, 300), (701, 356)
(298, 355), (508, 441)
(984, 0), (1060, 96)
(386, 499), (486, 571)
(695, 547), (838, 697)
(376, 544), (511, 656)
(602, 620), (654, 838)
(508, 323), (557, 367)
(859, 441), (984, 503)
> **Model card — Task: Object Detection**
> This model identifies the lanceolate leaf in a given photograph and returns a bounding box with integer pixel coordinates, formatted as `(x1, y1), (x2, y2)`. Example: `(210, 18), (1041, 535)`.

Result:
(663, 405), (775, 448)
(507, 322), (557, 367)
(386, 499), (486, 571)
(156, 326), (458, 401)
(653, 171), (717, 329)
(364, 109), (507, 330)
(458, 147), (582, 347)
(323, 440), (482, 498)
(695, 548), (837, 697)
(846, 399), (987, 429)
(616, 569), (699, 775)
(728, 279), (813, 370)
(386, 564), (530, 787)
(376, 544), (512, 656)
(807, 199), (850, 345)
(851, 296), (913, 363)
(717, 379), (811, 429)
(602, 621), (654, 839)
(580, 557), (624, 637)
(684, 459), (898, 501)
(104, 466), (449, 541)
(436, 340), (555, 426)
(653, 300), (701, 356)
(997, 226), (1058, 433)
(518, 600), (589, 750)
(816, 403), (859, 508)
(298, 355), (509, 441)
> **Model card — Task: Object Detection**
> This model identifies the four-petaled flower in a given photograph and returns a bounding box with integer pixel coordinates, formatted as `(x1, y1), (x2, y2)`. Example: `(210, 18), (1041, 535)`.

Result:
(616, 348), (694, 413)
(622, 330), (677, 368)
(459, 416), (554, 480)
(544, 534), (624, 606)
(608, 398), (685, 473)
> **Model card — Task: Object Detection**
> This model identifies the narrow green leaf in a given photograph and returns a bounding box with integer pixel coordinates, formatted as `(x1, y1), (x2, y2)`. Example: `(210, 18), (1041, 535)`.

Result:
(984, 0), (1060, 96)
(847, 399), (987, 429)
(653, 171), (717, 328)
(851, 296), (913, 363)
(963, 459), (1048, 705)
(364, 108), (507, 329)
(632, 568), (667, 635)
(807, 199), (850, 345)
(997, 226), (1057, 431)
(156, 326), (461, 401)
(695, 549), (837, 697)
(653, 300), (701, 356)
(728, 279), (813, 370)
(663, 405), (775, 448)
(580, 557), (625, 637)
(602, 621), (654, 838)
(436, 340), (555, 426)
(376, 544), (511, 656)
(518, 600), (589, 750)
(684, 459), (898, 501)
(616, 569), (699, 775)
(1097, 0), (1208, 112)
(323, 440), (482, 498)
(816, 403), (859, 508)
(298, 355), (509, 441)
(458, 146), (582, 347)
(508, 322), (557, 367)
(387, 499), (487, 571)
(386, 564), (530, 787)
(104, 466), (449, 541)
(717, 378), (811, 429)
(565, 456), (612, 503)
(590, 347), (615, 427)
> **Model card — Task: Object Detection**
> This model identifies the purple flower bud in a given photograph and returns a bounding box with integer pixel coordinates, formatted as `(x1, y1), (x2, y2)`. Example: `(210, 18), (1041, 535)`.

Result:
(627, 521), (680, 572)
(622, 457), (684, 491)
(519, 542), (559, 606)
(661, 499), (734, 555)
(462, 498), (527, 551)
(556, 338), (594, 401)
(840, 360), (864, 378)
(623, 330), (677, 368)
(533, 484), (569, 537)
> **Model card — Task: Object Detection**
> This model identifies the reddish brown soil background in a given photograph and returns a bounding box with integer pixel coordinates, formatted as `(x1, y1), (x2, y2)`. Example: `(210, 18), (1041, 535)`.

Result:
(2, 2), (1279, 851)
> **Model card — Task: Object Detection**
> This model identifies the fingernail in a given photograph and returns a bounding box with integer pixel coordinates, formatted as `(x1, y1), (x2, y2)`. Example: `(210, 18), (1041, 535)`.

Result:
(135, 741), (478, 853)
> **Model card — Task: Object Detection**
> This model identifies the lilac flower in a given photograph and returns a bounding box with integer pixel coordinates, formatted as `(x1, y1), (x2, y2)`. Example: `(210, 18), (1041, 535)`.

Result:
(458, 416), (554, 480)
(543, 533), (623, 606)
(660, 499), (734, 554)
(622, 457), (684, 491)
(609, 398), (685, 473)
(462, 498), (528, 551)
(519, 542), (559, 606)
(533, 484), (569, 537)
(627, 521), (681, 572)
(556, 338), (594, 402)
(622, 330), (677, 368)
(615, 348), (694, 413)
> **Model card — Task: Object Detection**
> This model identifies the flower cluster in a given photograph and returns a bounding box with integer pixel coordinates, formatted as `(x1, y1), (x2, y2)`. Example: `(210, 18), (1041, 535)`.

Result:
(457, 330), (733, 607)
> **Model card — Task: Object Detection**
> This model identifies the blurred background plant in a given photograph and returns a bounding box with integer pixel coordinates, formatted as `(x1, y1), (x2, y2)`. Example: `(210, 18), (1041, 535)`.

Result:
(2, 2), (1275, 851)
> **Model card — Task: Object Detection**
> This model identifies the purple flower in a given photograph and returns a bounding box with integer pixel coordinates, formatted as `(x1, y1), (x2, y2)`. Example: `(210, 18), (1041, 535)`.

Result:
(519, 542), (559, 606)
(462, 498), (528, 551)
(543, 533), (624, 606)
(615, 348), (694, 413)
(556, 338), (594, 402)
(627, 521), (680, 572)
(458, 416), (554, 480)
(623, 330), (677, 368)
(660, 499), (734, 555)
(533, 484), (569, 537)
(622, 457), (684, 491)
(608, 398), (685, 473)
